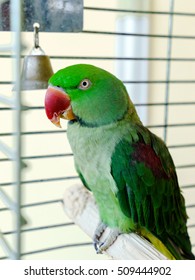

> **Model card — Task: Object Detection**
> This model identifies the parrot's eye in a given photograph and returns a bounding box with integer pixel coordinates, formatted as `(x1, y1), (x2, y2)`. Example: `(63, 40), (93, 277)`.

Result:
(79, 79), (91, 90)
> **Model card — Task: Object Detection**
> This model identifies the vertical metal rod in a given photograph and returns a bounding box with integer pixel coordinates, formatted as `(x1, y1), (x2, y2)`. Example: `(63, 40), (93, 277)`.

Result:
(10, 0), (22, 260)
(164, 0), (175, 142)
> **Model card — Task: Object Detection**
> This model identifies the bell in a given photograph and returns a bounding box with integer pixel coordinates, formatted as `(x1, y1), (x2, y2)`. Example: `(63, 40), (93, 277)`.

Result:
(21, 53), (54, 90)
(21, 23), (54, 90)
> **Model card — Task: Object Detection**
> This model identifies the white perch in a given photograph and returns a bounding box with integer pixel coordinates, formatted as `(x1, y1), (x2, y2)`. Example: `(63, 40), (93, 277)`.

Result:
(63, 184), (167, 260)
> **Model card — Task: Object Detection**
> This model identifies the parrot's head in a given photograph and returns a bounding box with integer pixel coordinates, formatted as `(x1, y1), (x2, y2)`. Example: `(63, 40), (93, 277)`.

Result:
(44, 64), (131, 128)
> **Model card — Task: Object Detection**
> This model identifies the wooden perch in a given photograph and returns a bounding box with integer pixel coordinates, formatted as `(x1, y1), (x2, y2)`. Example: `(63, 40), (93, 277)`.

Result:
(63, 184), (167, 260)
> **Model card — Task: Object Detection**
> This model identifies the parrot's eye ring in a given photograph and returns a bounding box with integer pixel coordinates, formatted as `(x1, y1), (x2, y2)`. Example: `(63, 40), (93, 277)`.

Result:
(79, 79), (92, 90)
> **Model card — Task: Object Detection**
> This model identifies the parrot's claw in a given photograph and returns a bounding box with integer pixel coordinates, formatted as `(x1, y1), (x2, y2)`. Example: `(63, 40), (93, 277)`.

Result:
(93, 223), (121, 254)
(94, 242), (105, 254)
(93, 222), (107, 253)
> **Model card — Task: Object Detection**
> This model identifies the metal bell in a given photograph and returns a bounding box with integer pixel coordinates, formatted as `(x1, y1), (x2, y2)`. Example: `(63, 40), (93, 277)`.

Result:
(21, 23), (54, 90)
(21, 53), (54, 90)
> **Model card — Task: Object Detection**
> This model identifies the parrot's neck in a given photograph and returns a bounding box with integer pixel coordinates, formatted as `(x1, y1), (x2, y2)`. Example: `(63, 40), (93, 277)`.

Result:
(70, 97), (142, 128)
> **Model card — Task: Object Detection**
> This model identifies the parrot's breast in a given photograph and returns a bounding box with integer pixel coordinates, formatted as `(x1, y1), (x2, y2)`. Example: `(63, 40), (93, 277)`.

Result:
(67, 122), (134, 230)
(67, 122), (121, 194)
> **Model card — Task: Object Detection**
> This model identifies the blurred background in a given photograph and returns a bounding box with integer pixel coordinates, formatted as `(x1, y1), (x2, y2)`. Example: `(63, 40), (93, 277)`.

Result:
(0, 0), (195, 259)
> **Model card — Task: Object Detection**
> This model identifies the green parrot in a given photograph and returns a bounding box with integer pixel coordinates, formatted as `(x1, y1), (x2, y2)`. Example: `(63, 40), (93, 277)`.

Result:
(44, 64), (194, 260)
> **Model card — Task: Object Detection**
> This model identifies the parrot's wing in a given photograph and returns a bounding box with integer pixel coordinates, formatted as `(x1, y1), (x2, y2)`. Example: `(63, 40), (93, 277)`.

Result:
(76, 165), (91, 191)
(111, 128), (194, 259)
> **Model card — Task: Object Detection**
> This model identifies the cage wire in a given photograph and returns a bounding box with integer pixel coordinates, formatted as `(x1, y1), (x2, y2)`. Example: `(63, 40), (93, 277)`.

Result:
(0, 0), (195, 259)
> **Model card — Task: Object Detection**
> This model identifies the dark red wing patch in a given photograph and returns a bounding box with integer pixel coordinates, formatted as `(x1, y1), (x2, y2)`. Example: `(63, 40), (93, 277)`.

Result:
(132, 143), (169, 179)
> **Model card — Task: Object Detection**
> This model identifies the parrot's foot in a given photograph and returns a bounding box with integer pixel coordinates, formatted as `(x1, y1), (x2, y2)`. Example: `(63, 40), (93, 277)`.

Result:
(93, 222), (107, 253)
(93, 223), (121, 254)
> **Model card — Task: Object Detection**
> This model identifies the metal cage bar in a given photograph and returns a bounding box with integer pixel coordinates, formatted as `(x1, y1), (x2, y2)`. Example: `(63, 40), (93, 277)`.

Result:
(164, 0), (174, 142)
(0, 0), (23, 259)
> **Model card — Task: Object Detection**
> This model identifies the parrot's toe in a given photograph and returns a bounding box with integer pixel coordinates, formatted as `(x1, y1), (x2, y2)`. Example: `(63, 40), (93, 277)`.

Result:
(93, 222), (107, 253)
(93, 223), (121, 253)
(94, 242), (105, 254)
(97, 229), (121, 253)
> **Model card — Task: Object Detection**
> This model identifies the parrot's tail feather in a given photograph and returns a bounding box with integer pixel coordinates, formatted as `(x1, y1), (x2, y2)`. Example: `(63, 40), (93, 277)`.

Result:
(165, 239), (184, 260)
(184, 252), (195, 260)
(165, 237), (195, 260)
(140, 228), (175, 259)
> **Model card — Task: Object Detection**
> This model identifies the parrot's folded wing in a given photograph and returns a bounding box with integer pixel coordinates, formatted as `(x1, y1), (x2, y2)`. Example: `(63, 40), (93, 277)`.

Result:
(111, 130), (194, 260)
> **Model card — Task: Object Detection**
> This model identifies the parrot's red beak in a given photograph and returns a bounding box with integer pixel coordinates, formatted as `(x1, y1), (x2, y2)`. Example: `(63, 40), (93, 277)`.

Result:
(44, 86), (76, 128)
